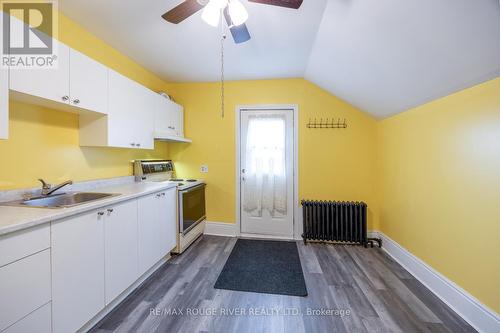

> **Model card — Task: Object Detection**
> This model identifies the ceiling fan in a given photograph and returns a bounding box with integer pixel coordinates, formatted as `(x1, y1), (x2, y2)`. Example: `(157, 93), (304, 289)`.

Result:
(162, 0), (303, 44)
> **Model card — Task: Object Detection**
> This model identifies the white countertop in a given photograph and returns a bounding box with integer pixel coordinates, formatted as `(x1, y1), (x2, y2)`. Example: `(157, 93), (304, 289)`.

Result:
(0, 181), (177, 236)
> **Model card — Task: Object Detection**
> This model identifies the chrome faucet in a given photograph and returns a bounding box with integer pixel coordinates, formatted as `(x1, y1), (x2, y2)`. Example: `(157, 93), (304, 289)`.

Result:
(38, 179), (73, 196)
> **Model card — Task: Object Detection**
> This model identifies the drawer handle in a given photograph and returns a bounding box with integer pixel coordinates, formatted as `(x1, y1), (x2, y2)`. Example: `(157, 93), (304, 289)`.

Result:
(136, 143), (141, 147)
(73, 99), (80, 105)
(130, 143), (136, 147)
(107, 208), (114, 213)
(62, 95), (69, 102)
(98, 211), (105, 216)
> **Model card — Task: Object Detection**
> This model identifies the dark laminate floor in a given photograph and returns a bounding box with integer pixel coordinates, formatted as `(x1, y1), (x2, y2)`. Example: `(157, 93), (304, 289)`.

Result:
(89, 236), (476, 333)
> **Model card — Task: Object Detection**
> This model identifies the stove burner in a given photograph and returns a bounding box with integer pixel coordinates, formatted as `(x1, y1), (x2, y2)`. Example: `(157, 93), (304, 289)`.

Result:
(170, 178), (184, 181)
(186, 179), (197, 182)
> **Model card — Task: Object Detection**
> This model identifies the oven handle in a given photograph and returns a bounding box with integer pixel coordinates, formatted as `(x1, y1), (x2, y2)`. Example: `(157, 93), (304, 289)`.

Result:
(179, 183), (206, 194)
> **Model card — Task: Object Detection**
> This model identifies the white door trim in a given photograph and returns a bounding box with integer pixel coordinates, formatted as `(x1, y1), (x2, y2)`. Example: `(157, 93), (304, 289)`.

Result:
(235, 104), (299, 240)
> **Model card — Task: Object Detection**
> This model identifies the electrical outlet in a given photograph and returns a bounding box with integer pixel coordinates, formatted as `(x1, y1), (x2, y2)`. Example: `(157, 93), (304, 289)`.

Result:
(200, 165), (209, 173)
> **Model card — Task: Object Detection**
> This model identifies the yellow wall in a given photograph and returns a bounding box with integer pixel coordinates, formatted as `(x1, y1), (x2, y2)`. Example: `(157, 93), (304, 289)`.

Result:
(0, 12), (170, 190)
(167, 79), (379, 230)
(377, 77), (500, 313)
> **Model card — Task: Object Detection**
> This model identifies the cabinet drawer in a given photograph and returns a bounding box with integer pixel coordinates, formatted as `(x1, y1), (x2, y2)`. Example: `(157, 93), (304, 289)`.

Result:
(2, 302), (51, 333)
(0, 224), (50, 267)
(0, 249), (51, 331)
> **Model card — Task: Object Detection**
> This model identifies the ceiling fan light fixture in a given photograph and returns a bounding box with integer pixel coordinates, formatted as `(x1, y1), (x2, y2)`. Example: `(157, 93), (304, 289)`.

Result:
(201, 2), (221, 27)
(228, 0), (248, 26)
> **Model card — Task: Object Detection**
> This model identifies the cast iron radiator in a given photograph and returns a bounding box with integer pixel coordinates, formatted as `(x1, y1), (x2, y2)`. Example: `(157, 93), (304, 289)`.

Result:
(301, 200), (381, 248)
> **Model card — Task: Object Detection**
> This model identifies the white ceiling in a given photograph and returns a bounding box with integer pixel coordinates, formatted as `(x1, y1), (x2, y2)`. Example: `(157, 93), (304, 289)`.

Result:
(59, 0), (327, 81)
(306, 0), (500, 118)
(59, 0), (500, 118)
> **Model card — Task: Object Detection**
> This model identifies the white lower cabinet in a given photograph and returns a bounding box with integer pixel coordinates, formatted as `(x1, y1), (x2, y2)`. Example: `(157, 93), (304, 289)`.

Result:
(0, 249), (51, 331)
(104, 200), (139, 304)
(0, 187), (177, 333)
(137, 192), (161, 275)
(159, 188), (178, 255)
(137, 188), (177, 276)
(51, 210), (105, 333)
(2, 302), (51, 333)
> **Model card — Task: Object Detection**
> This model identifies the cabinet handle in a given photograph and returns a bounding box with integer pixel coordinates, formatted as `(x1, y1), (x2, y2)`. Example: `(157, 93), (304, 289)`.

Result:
(107, 208), (114, 213)
(73, 99), (80, 105)
(156, 193), (161, 198)
(136, 143), (141, 147)
(62, 95), (69, 102)
(97, 211), (105, 216)
(130, 143), (136, 147)
(161, 193), (166, 196)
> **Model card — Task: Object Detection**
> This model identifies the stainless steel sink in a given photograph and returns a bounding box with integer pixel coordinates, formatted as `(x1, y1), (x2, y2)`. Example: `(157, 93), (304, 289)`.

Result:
(1, 192), (119, 208)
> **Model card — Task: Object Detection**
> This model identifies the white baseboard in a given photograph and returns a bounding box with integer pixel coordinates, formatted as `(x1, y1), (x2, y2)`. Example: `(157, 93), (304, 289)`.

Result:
(204, 221), (238, 237)
(372, 230), (499, 333)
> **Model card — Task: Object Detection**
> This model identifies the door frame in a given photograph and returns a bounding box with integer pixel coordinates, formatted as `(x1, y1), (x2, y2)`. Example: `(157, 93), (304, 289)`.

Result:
(235, 104), (300, 240)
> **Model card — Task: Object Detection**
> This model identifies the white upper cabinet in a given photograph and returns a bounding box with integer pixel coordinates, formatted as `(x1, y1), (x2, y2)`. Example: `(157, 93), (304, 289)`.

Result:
(107, 70), (154, 149)
(79, 70), (155, 150)
(154, 96), (187, 141)
(69, 49), (108, 113)
(10, 41), (71, 105)
(9, 43), (108, 115)
(2, 14), (187, 144)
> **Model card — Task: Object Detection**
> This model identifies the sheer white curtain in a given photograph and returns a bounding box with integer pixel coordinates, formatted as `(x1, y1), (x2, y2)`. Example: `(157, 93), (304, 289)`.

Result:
(243, 114), (287, 217)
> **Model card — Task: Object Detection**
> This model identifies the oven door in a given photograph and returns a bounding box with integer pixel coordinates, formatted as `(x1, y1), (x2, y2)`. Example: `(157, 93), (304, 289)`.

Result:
(179, 184), (206, 235)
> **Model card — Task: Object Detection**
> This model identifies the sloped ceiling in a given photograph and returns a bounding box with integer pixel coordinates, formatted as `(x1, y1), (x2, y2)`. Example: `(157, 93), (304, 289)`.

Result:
(60, 0), (500, 118)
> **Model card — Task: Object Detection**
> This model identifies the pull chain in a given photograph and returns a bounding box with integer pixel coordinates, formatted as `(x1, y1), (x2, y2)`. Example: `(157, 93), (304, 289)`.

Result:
(220, 10), (226, 118)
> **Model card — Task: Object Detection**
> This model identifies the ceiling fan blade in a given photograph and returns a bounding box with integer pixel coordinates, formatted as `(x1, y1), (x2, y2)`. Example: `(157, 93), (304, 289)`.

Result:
(223, 8), (251, 44)
(162, 0), (205, 24)
(248, 0), (303, 9)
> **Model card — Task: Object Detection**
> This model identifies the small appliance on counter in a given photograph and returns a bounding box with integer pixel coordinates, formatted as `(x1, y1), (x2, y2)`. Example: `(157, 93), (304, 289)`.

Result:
(133, 160), (206, 254)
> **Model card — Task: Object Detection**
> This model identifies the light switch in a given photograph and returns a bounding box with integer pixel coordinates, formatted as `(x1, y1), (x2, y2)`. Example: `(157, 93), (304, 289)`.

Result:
(200, 165), (209, 173)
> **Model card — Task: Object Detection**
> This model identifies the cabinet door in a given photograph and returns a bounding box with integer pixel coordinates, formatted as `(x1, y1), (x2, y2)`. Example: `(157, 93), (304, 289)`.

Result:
(174, 105), (185, 137)
(135, 87), (155, 149)
(167, 101), (184, 137)
(0, 12), (8, 140)
(137, 193), (161, 275)
(108, 70), (136, 148)
(51, 210), (105, 333)
(104, 200), (139, 304)
(0, 250), (51, 331)
(2, 302), (51, 333)
(159, 188), (177, 255)
(9, 41), (70, 104)
(69, 49), (108, 114)
(154, 95), (175, 136)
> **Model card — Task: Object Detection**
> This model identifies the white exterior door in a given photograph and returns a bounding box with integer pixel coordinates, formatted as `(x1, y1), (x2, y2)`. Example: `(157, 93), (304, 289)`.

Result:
(240, 109), (294, 238)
